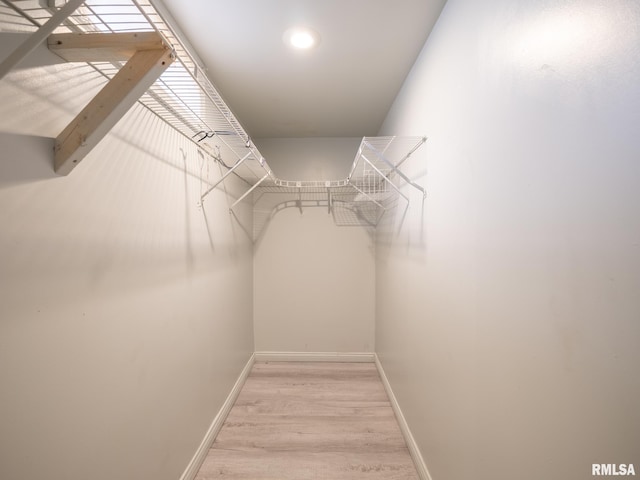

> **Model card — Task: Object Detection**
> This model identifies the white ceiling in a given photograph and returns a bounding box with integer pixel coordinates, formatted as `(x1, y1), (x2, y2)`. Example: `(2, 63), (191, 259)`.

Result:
(158, 0), (447, 139)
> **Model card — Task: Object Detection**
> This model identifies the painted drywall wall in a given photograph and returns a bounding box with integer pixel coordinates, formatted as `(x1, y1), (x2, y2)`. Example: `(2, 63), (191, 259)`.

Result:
(0, 64), (254, 480)
(253, 137), (375, 353)
(254, 207), (375, 352)
(375, 1), (640, 479)
(254, 137), (361, 181)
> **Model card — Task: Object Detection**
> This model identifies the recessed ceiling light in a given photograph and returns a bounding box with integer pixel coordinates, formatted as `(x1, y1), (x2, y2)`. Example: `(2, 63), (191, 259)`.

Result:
(283, 27), (320, 50)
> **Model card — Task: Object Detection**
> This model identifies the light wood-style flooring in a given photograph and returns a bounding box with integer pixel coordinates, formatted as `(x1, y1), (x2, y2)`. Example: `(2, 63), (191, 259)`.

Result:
(195, 361), (419, 479)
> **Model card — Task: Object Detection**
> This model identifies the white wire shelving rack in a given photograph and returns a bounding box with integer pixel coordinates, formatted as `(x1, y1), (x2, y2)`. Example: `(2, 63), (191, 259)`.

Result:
(251, 136), (427, 240)
(0, 0), (270, 184)
(0, 1), (427, 241)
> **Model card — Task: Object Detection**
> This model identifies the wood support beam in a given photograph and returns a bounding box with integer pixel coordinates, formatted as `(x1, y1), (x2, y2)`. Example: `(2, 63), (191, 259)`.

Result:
(47, 32), (174, 175)
(48, 32), (170, 62)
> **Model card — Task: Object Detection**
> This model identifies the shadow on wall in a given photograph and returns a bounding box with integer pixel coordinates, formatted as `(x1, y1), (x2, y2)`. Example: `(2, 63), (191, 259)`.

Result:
(0, 111), (218, 191)
(375, 182), (428, 253)
(253, 200), (379, 248)
(0, 102), (253, 262)
(103, 105), (255, 248)
(0, 61), (235, 195)
(0, 103), (253, 297)
(375, 194), (428, 267)
(0, 132), (57, 186)
(0, 64), (108, 138)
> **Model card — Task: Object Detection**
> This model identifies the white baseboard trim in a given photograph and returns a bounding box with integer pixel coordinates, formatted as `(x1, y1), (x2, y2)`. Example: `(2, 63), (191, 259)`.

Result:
(179, 353), (255, 480)
(254, 351), (375, 363)
(374, 354), (433, 480)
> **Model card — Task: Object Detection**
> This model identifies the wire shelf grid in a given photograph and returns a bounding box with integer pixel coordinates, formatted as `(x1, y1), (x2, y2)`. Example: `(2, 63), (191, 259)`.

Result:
(1, 1), (426, 239)
(1, 0), (268, 184)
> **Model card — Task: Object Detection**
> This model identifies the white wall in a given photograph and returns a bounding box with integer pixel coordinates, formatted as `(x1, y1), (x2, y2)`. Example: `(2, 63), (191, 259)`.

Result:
(0, 65), (254, 480)
(254, 137), (361, 180)
(254, 207), (375, 353)
(252, 137), (375, 353)
(376, 1), (640, 479)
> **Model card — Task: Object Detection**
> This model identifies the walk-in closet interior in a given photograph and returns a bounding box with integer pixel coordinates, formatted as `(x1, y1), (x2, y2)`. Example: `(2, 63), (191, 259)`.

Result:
(1, 1), (638, 479)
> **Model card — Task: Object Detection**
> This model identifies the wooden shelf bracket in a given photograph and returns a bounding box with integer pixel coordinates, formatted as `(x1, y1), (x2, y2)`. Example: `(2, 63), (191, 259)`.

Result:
(47, 32), (175, 175)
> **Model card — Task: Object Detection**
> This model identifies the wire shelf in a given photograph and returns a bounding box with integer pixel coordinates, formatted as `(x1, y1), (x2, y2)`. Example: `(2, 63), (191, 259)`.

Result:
(1, 1), (427, 240)
(0, 0), (268, 183)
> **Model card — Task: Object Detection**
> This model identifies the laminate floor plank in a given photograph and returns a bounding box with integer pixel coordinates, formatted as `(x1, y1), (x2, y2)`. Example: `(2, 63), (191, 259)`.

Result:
(195, 362), (419, 480)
